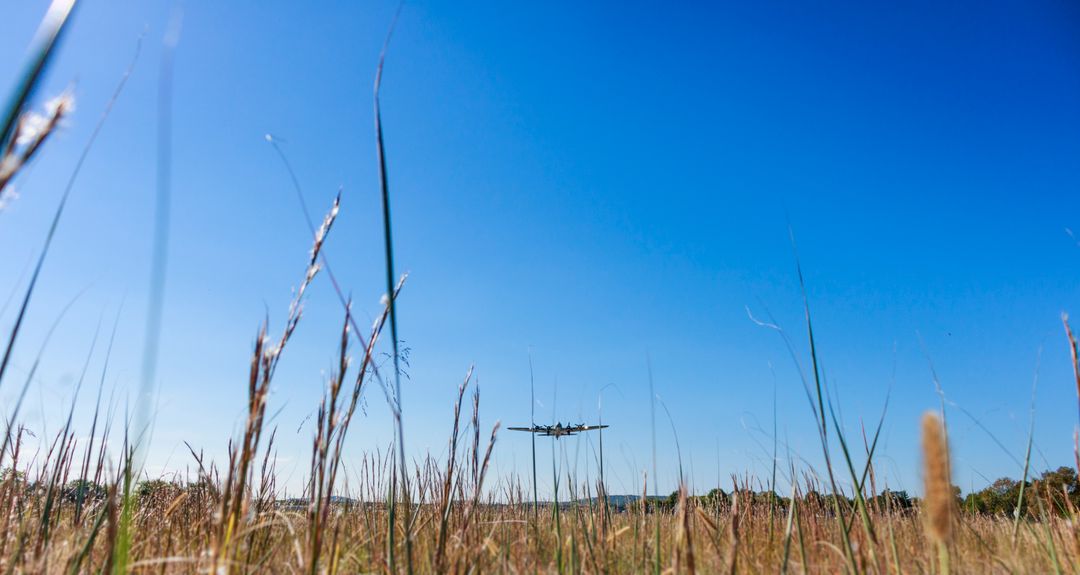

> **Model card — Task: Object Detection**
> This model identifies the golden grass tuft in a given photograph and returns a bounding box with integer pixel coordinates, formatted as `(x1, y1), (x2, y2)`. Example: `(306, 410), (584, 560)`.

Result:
(921, 411), (953, 545)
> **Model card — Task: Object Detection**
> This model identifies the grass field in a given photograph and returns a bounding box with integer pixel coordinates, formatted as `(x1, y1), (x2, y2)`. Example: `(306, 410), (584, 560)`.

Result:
(3, 2), (1080, 574)
(0, 402), (1079, 574)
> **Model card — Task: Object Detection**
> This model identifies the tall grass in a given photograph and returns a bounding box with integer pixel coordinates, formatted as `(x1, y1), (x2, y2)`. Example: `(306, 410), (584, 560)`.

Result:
(1, 0), (89, 391)
(0, 0), (76, 178)
(373, 8), (414, 574)
(922, 411), (954, 575)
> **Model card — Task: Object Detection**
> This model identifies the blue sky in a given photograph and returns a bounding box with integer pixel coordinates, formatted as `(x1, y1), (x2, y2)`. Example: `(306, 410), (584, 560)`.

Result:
(1, 0), (1078, 498)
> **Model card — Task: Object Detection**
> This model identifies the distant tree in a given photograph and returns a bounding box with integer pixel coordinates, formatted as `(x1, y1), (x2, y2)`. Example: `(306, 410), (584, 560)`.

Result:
(964, 477), (1020, 516)
(697, 488), (729, 509)
(802, 490), (828, 514)
(1034, 466), (1080, 516)
(871, 489), (913, 512)
(827, 493), (853, 513)
(0, 468), (33, 502)
(184, 477), (220, 509)
(641, 491), (676, 513)
(0, 468), (28, 489)
(663, 490), (680, 510)
(137, 479), (183, 510)
(62, 479), (106, 505)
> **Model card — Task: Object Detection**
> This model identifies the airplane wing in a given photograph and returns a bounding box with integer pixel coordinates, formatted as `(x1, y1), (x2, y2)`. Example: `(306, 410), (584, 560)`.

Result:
(576, 425), (609, 432)
(507, 427), (537, 432)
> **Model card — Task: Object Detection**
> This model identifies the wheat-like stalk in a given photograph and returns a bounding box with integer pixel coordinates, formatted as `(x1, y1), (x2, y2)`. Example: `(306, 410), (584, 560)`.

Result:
(922, 411), (953, 574)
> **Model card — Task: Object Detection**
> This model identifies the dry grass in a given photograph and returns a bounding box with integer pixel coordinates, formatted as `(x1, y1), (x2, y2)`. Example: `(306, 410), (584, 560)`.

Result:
(1, 459), (1080, 574)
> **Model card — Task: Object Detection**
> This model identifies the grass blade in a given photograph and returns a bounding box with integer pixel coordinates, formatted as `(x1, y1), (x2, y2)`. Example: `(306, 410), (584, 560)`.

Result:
(0, 0), (77, 154)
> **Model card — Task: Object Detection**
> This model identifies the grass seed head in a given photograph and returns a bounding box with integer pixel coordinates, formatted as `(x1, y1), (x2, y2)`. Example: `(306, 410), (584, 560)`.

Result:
(922, 411), (953, 544)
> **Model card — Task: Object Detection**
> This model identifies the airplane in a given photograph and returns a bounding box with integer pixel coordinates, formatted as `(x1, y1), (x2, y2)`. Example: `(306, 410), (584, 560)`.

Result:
(508, 422), (609, 439)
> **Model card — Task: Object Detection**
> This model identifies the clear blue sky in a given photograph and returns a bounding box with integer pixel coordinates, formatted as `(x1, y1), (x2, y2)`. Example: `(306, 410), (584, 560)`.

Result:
(1, 0), (1078, 498)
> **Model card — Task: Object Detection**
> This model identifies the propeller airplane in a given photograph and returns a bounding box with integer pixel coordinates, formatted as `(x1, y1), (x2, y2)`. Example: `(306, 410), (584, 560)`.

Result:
(508, 422), (609, 439)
